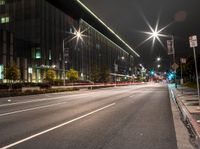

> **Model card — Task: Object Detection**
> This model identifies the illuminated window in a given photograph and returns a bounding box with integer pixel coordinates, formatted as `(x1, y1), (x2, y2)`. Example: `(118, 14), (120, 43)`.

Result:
(0, 0), (5, 5)
(1, 17), (10, 24)
(32, 47), (41, 59)
(69, 28), (73, 33)
(35, 48), (41, 59)
(96, 44), (100, 49)
(5, 17), (9, 22)
(49, 50), (52, 60)
(1, 17), (5, 23)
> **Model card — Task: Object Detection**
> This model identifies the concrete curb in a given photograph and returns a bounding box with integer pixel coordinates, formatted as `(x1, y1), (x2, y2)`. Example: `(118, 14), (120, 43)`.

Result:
(170, 88), (200, 148)
(170, 96), (194, 149)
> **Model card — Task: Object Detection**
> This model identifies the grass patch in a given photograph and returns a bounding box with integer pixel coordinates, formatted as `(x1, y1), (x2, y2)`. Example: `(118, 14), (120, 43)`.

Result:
(0, 88), (79, 98)
(183, 82), (197, 88)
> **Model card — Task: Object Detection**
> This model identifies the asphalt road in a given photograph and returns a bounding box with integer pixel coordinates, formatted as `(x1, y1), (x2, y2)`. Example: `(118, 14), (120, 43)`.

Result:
(0, 83), (177, 149)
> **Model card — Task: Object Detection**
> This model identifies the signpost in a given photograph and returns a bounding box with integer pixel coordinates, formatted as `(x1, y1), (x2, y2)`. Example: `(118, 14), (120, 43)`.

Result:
(189, 35), (200, 106)
(172, 63), (179, 71)
(167, 35), (177, 88)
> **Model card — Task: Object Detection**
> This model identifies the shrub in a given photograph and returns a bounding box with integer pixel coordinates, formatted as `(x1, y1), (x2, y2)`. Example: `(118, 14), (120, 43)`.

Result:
(52, 79), (63, 86)
(12, 83), (23, 90)
(4, 64), (20, 82)
(45, 69), (56, 83)
(39, 83), (51, 89)
(66, 68), (79, 83)
(0, 84), (9, 90)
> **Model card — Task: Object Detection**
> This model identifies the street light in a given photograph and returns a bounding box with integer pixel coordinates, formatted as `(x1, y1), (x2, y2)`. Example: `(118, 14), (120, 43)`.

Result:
(76, 31), (82, 39)
(63, 29), (83, 86)
(157, 64), (161, 68)
(156, 57), (161, 62)
(144, 24), (177, 83)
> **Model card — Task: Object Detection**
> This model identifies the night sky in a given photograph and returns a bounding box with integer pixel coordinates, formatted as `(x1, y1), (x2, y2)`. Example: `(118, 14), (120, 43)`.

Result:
(81, 0), (200, 70)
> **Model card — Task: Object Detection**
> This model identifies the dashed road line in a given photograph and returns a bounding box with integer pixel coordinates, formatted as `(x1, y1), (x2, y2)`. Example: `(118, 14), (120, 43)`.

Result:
(0, 103), (116, 149)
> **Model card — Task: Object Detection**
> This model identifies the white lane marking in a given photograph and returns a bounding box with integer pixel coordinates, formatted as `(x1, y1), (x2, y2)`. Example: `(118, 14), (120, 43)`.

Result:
(0, 93), (94, 107)
(0, 85), (146, 107)
(0, 96), (69, 107)
(0, 102), (68, 117)
(0, 88), (134, 107)
(0, 103), (116, 149)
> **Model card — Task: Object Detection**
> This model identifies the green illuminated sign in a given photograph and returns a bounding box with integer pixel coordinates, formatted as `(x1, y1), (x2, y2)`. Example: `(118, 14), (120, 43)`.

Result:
(0, 65), (4, 80)
(35, 48), (41, 59)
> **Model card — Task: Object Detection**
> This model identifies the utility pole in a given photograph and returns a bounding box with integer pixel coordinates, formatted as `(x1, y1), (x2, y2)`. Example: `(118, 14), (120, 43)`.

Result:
(172, 35), (177, 88)
(63, 39), (66, 86)
(193, 47), (200, 103)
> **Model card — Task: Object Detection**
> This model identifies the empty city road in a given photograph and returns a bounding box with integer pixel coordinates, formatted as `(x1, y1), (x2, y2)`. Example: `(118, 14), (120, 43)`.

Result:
(0, 84), (177, 149)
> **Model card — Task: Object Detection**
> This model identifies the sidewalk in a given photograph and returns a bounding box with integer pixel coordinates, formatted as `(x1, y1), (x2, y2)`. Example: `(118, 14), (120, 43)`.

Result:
(169, 84), (199, 149)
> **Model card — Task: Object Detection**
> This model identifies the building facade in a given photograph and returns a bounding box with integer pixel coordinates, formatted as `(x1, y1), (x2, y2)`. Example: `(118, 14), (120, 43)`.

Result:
(0, 0), (139, 82)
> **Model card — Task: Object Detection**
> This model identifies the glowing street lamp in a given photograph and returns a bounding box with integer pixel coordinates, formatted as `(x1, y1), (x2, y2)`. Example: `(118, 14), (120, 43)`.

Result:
(157, 57), (161, 62)
(76, 31), (81, 39)
(138, 16), (172, 49)
(157, 64), (161, 68)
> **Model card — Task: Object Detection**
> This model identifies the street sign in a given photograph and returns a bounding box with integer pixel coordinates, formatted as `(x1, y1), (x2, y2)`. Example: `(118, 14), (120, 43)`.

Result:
(167, 40), (174, 55)
(172, 63), (179, 70)
(189, 35), (198, 48)
(189, 35), (200, 104)
(180, 58), (186, 64)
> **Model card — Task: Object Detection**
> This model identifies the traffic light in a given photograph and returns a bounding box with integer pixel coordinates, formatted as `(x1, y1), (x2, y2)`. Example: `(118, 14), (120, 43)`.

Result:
(167, 72), (176, 80)
(150, 70), (155, 76)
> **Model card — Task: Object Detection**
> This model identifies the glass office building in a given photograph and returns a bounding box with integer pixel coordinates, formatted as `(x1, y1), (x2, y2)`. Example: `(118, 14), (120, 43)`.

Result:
(0, 0), (139, 82)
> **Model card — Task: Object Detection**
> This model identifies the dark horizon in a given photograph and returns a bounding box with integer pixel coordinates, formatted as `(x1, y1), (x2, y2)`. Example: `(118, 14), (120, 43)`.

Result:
(81, 0), (200, 70)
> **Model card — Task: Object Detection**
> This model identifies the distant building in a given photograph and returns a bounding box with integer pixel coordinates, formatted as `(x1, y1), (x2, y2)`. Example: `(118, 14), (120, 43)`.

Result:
(0, 0), (139, 82)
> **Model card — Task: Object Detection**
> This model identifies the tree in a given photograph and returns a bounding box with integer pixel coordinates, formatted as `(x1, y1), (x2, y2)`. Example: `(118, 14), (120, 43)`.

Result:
(5, 64), (20, 82)
(176, 54), (200, 83)
(66, 68), (79, 82)
(99, 65), (110, 83)
(45, 69), (56, 83)
(90, 65), (100, 83)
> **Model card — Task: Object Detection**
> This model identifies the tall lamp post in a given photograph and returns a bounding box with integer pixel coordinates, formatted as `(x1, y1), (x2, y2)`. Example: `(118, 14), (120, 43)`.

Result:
(63, 30), (83, 86)
(167, 35), (179, 88)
